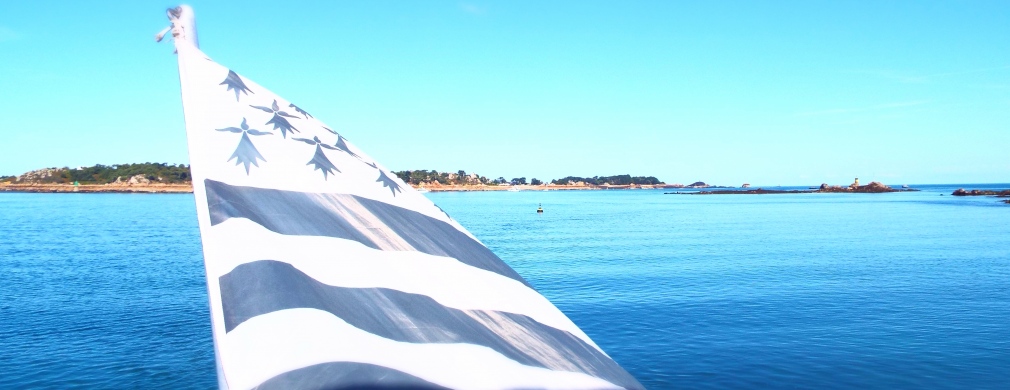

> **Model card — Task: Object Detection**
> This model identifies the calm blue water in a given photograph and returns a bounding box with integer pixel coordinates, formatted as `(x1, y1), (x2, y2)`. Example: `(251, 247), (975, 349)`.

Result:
(1, 184), (1008, 389)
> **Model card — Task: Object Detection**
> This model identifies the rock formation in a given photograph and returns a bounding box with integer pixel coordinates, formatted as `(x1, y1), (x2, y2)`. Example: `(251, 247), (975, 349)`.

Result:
(952, 189), (1010, 196)
(17, 168), (65, 182)
(819, 181), (898, 193)
(128, 175), (152, 185)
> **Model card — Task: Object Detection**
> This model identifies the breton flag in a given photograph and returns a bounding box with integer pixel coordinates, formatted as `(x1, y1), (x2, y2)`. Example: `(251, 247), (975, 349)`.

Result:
(171, 7), (641, 390)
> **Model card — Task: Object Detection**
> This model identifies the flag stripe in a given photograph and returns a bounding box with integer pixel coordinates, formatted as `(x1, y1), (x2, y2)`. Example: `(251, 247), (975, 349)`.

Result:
(202, 218), (600, 348)
(205, 179), (530, 287)
(221, 260), (640, 389)
(222, 308), (625, 389)
(255, 361), (448, 390)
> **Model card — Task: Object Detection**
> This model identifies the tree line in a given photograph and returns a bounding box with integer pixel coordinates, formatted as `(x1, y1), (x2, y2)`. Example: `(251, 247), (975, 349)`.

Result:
(3, 164), (662, 187)
(5, 163), (191, 184)
(550, 175), (663, 185)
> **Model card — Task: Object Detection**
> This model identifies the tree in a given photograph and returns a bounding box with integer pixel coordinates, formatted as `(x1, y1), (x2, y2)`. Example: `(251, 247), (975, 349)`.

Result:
(530, 178), (542, 185)
(510, 177), (527, 185)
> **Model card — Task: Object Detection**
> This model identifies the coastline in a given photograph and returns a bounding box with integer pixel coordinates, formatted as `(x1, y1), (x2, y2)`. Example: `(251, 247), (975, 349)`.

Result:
(670, 181), (922, 195)
(5, 182), (1001, 199)
(0, 182), (683, 194)
(673, 188), (921, 195)
(0, 183), (193, 193)
(0, 182), (702, 194)
(412, 183), (688, 192)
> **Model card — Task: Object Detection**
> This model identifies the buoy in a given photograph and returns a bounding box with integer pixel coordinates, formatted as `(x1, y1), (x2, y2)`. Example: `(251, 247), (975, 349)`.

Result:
(536, 203), (543, 214)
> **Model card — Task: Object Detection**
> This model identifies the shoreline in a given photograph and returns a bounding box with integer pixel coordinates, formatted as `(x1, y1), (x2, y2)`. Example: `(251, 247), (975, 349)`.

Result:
(670, 182), (923, 195)
(0, 183), (193, 193)
(0, 182), (723, 193)
(4, 183), (1003, 198)
(671, 188), (922, 195)
(0, 182), (686, 194)
(412, 184), (695, 192)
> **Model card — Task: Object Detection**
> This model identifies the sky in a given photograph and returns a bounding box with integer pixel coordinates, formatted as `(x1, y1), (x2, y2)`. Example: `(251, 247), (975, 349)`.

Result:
(0, 1), (1007, 186)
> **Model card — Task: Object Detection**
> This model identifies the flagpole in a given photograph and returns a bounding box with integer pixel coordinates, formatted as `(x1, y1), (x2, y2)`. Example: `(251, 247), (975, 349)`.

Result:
(156, 5), (198, 49)
(160, 5), (227, 389)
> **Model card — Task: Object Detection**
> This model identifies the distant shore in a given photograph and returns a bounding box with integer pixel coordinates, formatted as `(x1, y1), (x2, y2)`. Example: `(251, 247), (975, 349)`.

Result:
(0, 182), (691, 194)
(412, 183), (689, 192)
(951, 188), (1010, 197)
(0, 183), (193, 193)
(668, 181), (922, 195)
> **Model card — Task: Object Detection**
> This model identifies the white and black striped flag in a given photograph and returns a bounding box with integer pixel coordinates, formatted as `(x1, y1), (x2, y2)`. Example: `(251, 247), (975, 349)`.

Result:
(175, 31), (641, 389)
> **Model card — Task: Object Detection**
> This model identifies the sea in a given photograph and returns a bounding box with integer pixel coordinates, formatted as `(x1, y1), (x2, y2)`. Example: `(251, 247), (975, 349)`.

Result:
(1, 184), (1008, 389)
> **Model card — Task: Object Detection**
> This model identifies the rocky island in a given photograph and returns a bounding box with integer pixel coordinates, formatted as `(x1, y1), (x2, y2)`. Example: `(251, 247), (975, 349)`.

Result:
(668, 179), (917, 195)
(951, 188), (1010, 204)
(814, 181), (907, 193)
(951, 188), (1010, 197)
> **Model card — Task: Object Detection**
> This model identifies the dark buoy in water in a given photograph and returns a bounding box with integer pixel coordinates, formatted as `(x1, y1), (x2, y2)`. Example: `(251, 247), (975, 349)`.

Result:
(537, 203), (543, 214)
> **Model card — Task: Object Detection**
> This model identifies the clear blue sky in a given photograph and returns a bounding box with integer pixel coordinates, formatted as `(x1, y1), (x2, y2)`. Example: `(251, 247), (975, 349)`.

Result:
(1, 1), (1007, 185)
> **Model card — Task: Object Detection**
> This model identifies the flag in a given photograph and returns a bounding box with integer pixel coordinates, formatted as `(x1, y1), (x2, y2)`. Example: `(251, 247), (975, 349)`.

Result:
(175, 38), (641, 389)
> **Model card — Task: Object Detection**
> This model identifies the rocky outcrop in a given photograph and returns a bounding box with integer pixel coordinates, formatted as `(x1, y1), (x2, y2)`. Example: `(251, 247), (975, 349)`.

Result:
(818, 181), (901, 193)
(110, 174), (156, 186)
(17, 167), (65, 182)
(128, 174), (152, 185)
(860, 181), (893, 192)
(952, 189), (1010, 196)
(675, 181), (915, 195)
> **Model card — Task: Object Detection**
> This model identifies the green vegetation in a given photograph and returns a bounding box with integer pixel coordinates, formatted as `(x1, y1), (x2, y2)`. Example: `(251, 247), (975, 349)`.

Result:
(393, 170), (491, 185)
(20, 163), (191, 184)
(551, 175), (663, 185)
(7, 163), (664, 187)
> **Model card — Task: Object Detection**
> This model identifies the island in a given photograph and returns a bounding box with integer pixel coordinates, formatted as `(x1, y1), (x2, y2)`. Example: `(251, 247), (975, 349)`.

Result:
(951, 188), (1010, 197)
(667, 179), (918, 195)
(951, 188), (1010, 204)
